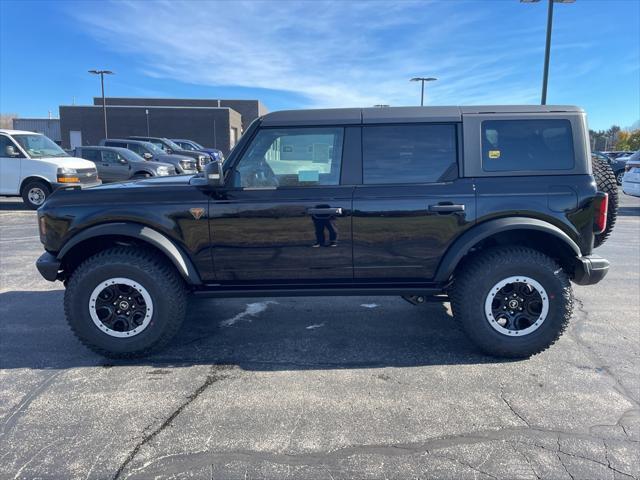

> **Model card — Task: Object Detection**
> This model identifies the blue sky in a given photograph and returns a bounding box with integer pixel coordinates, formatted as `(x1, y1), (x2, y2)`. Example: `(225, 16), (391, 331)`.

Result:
(1, 0), (638, 131)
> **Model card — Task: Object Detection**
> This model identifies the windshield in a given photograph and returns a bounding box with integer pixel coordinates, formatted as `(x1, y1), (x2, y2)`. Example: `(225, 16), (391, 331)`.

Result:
(13, 134), (68, 158)
(163, 139), (182, 150)
(189, 141), (204, 149)
(143, 142), (164, 154)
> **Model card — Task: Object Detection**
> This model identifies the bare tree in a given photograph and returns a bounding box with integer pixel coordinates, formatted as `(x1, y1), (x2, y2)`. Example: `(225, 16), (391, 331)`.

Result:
(0, 113), (19, 129)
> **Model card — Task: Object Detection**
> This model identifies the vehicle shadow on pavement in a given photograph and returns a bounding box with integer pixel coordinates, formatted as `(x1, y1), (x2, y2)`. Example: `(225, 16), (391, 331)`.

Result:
(0, 290), (512, 370)
(616, 206), (640, 216)
(0, 200), (30, 211)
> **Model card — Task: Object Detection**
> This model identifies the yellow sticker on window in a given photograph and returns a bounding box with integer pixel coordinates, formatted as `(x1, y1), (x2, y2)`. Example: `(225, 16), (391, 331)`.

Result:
(488, 150), (501, 159)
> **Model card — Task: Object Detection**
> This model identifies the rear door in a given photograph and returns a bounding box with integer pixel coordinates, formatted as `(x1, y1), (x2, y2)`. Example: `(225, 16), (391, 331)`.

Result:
(209, 126), (355, 282)
(77, 148), (104, 179)
(352, 123), (476, 281)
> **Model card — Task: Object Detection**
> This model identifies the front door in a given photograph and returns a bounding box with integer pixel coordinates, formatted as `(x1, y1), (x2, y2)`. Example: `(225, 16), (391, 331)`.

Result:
(352, 123), (476, 281)
(101, 150), (130, 182)
(210, 126), (353, 282)
(0, 135), (22, 195)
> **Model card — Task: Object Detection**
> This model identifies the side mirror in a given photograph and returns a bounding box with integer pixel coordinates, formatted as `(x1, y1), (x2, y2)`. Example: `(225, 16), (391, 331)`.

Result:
(166, 148), (173, 154)
(118, 158), (128, 165)
(143, 152), (153, 160)
(205, 159), (224, 187)
(5, 145), (19, 157)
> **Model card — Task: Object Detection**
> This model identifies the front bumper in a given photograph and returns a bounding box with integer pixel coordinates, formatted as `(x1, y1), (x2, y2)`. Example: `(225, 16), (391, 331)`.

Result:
(52, 180), (102, 190)
(622, 180), (640, 197)
(573, 255), (609, 285)
(36, 252), (62, 282)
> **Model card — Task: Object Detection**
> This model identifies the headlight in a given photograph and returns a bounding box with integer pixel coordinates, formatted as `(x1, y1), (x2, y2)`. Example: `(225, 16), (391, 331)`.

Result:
(156, 166), (170, 176)
(57, 167), (79, 183)
(180, 160), (196, 170)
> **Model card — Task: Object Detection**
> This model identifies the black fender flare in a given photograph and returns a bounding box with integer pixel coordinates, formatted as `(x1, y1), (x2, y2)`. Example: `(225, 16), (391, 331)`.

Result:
(434, 217), (581, 282)
(57, 222), (202, 284)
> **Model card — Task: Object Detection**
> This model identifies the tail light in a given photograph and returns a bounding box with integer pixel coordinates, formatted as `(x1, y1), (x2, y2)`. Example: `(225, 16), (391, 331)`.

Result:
(594, 192), (608, 234)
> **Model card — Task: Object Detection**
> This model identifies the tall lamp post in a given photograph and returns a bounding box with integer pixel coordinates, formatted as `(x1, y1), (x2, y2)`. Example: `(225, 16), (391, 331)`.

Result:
(410, 77), (437, 106)
(521, 0), (575, 105)
(88, 69), (114, 138)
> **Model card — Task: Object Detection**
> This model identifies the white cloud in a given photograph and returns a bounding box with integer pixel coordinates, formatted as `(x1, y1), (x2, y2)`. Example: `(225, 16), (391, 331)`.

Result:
(72, 0), (591, 108)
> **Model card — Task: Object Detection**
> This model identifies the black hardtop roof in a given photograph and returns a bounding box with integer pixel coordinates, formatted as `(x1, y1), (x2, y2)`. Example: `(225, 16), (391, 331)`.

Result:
(260, 105), (584, 126)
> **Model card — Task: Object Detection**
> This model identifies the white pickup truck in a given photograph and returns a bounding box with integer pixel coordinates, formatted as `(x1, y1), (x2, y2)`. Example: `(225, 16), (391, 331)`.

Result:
(0, 129), (101, 209)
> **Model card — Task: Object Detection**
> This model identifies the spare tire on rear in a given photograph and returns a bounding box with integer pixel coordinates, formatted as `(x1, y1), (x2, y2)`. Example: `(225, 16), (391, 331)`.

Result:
(591, 155), (618, 248)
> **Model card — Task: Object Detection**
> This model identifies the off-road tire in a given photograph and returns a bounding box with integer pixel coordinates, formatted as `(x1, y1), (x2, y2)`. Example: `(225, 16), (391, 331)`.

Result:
(21, 179), (51, 210)
(592, 155), (618, 247)
(450, 247), (573, 358)
(64, 247), (187, 358)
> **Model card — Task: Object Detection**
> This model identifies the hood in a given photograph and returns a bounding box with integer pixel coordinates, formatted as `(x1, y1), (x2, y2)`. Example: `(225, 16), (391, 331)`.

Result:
(158, 153), (193, 163)
(32, 156), (97, 169)
(84, 173), (197, 191)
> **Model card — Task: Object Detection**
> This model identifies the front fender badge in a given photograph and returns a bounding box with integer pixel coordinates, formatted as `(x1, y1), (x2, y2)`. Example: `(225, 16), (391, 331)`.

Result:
(190, 208), (205, 220)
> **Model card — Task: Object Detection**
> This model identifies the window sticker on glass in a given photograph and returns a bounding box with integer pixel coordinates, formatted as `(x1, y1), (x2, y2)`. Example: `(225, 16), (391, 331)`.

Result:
(488, 150), (501, 159)
(298, 170), (320, 182)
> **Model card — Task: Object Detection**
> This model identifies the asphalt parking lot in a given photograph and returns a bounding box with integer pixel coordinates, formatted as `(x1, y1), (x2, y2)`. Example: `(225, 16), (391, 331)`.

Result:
(1, 193), (638, 480)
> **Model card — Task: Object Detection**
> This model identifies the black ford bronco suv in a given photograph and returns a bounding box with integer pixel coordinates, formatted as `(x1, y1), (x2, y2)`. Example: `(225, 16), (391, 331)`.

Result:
(36, 105), (614, 359)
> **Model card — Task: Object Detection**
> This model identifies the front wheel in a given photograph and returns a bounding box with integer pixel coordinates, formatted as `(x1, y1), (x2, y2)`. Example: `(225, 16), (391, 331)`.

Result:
(64, 247), (187, 358)
(450, 247), (573, 358)
(21, 179), (51, 210)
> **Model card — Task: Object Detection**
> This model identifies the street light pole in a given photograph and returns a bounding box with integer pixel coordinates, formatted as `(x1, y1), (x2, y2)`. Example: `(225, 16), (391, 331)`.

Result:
(410, 77), (437, 106)
(88, 69), (113, 139)
(541, 0), (554, 105)
(521, 0), (575, 105)
(145, 109), (150, 136)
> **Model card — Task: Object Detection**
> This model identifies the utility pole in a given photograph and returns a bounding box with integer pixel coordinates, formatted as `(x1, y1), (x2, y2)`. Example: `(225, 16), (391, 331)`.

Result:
(88, 70), (114, 138)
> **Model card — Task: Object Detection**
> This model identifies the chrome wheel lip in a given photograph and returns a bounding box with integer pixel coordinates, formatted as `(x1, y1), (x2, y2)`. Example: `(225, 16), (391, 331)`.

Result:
(28, 187), (46, 206)
(484, 276), (549, 337)
(89, 277), (153, 338)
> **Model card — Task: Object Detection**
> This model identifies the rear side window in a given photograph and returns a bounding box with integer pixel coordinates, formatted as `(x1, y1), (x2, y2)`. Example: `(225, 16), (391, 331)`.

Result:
(482, 119), (574, 172)
(362, 124), (457, 184)
(80, 148), (100, 162)
(105, 141), (127, 148)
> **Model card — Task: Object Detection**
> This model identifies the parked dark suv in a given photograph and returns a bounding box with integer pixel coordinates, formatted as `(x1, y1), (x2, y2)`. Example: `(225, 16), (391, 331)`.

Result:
(99, 139), (197, 174)
(74, 146), (175, 182)
(36, 106), (613, 359)
(171, 138), (224, 162)
(128, 136), (210, 171)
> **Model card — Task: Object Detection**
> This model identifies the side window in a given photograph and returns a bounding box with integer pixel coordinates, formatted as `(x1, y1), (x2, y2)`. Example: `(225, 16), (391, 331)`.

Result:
(0, 135), (22, 157)
(235, 128), (344, 188)
(101, 150), (119, 163)
(482, 119), (575, 172)
(80, 148), (100, 162)
(362, 124), (457, 184)
(128, 143), (143, 155)
(105, 141), (127, 149)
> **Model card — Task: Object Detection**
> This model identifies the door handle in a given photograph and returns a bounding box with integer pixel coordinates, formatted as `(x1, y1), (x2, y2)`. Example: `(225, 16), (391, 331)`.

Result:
(428, 203), (465, 213)
(307, 207), (343, 215)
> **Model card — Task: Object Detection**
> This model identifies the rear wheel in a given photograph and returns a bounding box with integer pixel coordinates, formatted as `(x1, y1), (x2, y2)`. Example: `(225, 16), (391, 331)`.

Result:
(450, 247), (572, 358)
(21, 179), (51, 209)
(591, 156), (618, 247)
(615, 170), (624, 186)
(64, 247), (186, 358)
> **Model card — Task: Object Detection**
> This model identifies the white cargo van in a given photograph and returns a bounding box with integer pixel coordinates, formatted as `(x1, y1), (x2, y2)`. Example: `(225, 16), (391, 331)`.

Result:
(0, 129), (100, 209)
